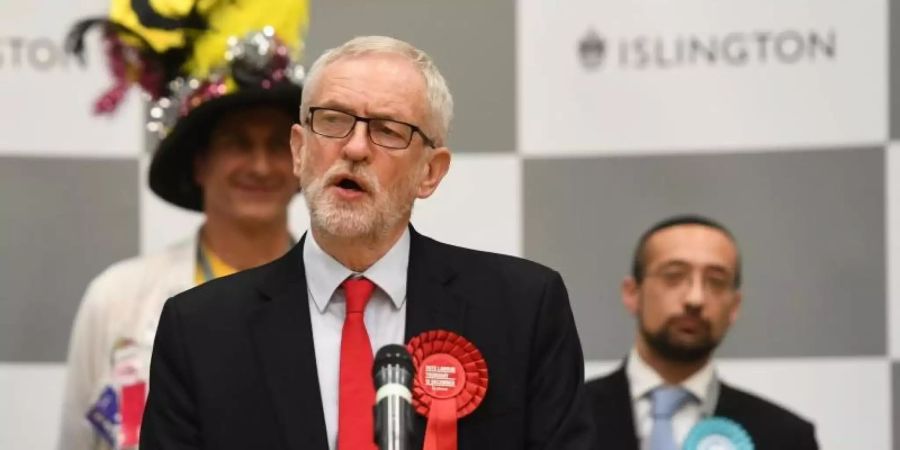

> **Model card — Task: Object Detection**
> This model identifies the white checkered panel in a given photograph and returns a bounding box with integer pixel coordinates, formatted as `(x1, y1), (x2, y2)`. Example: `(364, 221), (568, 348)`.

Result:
(0, 364), (66, 450)
(716, 358), (891, 450)
(411, 154), (522, 257)
(518, 0), (887, 155)
(889, 143), (900, 360)
(0, 0), (143, 158)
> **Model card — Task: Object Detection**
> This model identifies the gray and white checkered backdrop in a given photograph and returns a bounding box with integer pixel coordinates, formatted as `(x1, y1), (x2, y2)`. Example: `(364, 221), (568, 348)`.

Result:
(1, 0), (896, 448)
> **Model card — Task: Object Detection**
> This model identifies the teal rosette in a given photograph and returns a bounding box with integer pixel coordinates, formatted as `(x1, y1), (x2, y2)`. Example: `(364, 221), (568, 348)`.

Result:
(683, 417), (755, 450)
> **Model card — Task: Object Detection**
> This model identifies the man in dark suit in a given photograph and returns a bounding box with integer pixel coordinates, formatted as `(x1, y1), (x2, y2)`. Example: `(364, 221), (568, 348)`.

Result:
(140, 35), (595, 450)
(586, 215), (818, 450)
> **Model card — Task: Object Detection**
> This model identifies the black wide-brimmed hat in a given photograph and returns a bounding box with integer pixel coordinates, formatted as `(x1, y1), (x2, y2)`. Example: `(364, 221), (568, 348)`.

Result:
(67, 0), (308, 210)
(148, 82), (301, 210)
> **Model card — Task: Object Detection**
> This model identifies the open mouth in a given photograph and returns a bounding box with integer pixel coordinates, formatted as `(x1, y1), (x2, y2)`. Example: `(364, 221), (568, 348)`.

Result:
(337, 177), (364, 192)
(330, 174), (370, 197)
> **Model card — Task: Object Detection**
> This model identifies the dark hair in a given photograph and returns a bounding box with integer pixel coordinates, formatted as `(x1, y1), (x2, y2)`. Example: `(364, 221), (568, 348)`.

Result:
(631, 214), (742, 288)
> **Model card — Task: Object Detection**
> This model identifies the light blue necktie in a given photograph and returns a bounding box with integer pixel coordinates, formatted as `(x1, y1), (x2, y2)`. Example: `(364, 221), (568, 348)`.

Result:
(649, 386), (694, 450)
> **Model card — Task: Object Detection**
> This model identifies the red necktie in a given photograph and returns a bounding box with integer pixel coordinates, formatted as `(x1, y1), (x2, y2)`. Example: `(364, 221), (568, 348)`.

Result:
(338, 277), (377, 450)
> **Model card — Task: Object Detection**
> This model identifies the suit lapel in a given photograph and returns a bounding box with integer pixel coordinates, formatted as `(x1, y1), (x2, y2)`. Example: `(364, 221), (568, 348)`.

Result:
(713, 381), (742, 418)
(248, 236), (328, 450)
(594, 365), (640, 450)
(403, 227), (464, 448)
(403, 227), (464, 341)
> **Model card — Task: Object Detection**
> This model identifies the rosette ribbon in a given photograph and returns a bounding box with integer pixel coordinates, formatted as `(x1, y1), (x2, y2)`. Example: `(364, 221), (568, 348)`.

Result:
(683, 417), (755, 450)
(407, 330), (488, 450)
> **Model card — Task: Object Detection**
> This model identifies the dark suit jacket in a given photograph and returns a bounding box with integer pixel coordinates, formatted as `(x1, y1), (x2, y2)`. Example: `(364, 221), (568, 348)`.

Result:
(140, 228), (596, 450)
(585, 366), (818, 449)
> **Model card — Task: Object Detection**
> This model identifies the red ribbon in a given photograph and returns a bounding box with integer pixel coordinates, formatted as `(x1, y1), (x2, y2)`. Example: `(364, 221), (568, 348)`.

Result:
(424, 398), (458, 450)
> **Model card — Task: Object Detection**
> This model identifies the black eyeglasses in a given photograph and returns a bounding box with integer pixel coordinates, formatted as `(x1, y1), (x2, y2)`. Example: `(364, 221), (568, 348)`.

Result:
(306, 107), (436, 149)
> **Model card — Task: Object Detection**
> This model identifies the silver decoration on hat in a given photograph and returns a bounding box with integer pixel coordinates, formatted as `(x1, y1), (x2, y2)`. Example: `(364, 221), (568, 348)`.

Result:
(144, 26), (304, 146)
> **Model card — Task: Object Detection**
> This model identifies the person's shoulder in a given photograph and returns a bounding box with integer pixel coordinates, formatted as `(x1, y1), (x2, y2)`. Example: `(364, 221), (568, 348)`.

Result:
(84, 240), (191, 303)
(719, 382), (816, 436)
(585, 367), (621, 388)
(585, 366), (627, 398)
(165, 252), (277, 315)
(421, 233), (558, 280)
(418, 234), (568, 313)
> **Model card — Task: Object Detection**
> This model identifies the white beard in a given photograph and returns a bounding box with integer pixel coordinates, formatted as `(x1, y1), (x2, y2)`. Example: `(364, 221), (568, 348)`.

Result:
(300, 156), (421, 240)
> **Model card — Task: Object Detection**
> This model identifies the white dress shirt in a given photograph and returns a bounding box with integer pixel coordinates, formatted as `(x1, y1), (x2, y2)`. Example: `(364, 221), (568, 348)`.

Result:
(626, 348), (719, 450)
(303, 229), (410, 450)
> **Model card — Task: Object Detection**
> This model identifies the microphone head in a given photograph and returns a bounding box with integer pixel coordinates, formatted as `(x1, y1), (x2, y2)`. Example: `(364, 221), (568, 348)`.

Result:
(373, 344), (414, 377)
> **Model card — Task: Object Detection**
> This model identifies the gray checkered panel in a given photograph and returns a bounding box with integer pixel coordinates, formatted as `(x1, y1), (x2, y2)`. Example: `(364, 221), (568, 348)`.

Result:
(0, 157), (139, 362)
(523, 148), (885, 360)
(302, 0), (516, 153)
(894, 362), (900, 450)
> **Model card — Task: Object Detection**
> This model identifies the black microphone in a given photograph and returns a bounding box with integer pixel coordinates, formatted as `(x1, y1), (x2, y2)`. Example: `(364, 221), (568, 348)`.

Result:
(372, 344), (415, 450)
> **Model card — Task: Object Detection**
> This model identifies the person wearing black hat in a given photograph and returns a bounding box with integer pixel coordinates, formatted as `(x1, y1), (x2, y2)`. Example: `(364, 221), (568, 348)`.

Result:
(57, 1), (308, 449)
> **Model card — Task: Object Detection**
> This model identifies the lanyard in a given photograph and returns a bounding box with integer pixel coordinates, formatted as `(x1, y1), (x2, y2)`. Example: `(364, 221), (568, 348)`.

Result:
(196, 235), (297, 284)
(196, 242), (217, 284)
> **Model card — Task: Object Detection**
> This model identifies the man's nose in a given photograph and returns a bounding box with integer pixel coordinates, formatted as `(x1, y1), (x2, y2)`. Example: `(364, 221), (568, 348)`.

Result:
(341, 121), (374, 163)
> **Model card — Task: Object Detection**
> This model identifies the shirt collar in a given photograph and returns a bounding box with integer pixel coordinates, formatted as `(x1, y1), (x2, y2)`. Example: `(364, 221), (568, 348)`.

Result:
(625, 347), (716, 404)
(303, 228), (410, 313)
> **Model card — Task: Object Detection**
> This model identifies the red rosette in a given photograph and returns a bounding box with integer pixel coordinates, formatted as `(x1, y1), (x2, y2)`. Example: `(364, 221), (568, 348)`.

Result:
(407, 330), (488, 450)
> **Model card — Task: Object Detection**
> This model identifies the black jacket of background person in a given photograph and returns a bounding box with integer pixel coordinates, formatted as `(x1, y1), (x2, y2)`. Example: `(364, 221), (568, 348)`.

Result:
(586, 365), (818, 449)
(140, 226), (596, 450)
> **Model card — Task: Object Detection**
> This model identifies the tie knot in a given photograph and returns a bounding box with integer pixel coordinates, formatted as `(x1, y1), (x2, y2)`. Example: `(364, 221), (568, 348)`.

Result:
(650, 386), (693, 419)
(342, 277), (375, 314)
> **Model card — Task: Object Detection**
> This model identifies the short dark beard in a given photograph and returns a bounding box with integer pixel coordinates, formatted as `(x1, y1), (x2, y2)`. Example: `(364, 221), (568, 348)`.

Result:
(640, 315), (718, 363)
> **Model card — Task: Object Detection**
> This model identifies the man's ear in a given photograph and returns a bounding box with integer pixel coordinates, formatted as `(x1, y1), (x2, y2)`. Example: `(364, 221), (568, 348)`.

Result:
(728, 290), (742, 326)
(290, 124), (305, 178)
(622, 276), (641, 316)
(416, 146), (451, 199)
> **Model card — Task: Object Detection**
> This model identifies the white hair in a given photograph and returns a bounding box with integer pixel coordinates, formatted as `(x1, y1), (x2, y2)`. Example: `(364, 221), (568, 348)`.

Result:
(299, 35), (454, 146)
